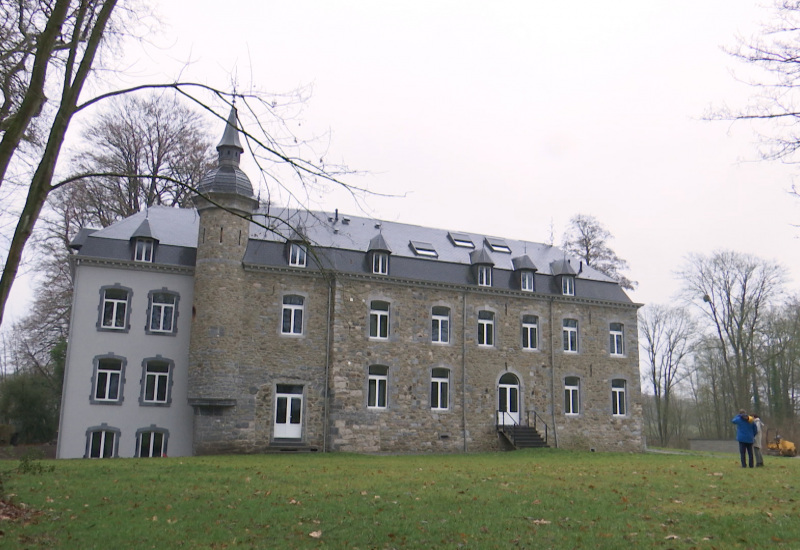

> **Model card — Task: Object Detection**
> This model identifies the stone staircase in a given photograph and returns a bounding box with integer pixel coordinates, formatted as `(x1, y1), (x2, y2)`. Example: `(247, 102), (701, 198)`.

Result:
(499, 425), (549, 449)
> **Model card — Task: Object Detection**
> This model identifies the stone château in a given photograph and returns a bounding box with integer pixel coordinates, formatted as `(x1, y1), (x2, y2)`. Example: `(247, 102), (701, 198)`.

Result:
(56, 108), (644, 459)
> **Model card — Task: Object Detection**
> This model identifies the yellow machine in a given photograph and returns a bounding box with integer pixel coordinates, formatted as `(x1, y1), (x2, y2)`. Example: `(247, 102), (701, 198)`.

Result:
(767, 431), (797, 457)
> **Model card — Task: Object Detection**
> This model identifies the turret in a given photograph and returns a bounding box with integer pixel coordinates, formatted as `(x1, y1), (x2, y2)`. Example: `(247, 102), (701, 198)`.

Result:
(188, 106), (257, 442)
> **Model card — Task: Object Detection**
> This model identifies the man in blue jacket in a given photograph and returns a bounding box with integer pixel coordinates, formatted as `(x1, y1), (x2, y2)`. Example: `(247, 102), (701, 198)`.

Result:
(732, 409), (757, 468)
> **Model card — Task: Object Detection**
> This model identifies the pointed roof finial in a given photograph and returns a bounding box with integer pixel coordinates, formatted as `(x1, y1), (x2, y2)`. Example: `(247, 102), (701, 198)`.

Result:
(218, 105), (243, 153)
(196, 102), (254, 199)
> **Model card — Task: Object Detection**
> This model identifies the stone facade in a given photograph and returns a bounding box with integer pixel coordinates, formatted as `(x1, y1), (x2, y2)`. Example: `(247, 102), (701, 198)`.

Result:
(187, 244), (644, 454)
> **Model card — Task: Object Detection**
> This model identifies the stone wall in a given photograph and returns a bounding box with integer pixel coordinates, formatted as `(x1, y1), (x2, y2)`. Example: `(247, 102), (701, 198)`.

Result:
(189, 207), (643, 455)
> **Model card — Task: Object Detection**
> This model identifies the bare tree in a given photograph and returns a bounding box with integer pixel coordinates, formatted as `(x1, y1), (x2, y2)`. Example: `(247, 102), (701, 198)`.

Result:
(0, 0), (121, 328)
(0, 1), (362, 328)
(561, 213), (637, 290)
(678, 250), (785, 412)
(758, 301), (800, 428)
(718, 1), (800, 170)
(69, 92), (215, 224)
(639, 304), (696, 446)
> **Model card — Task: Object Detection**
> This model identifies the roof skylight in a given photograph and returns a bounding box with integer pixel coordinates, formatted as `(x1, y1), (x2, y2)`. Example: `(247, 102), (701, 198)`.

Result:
(448, 232), (475, 248)
(485, 237), (511, 253)
(410, 241), (438, 258)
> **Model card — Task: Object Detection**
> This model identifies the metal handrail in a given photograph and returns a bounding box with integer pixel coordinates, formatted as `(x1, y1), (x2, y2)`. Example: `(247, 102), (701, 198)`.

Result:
(527, 410), (548, 445)
(495, 409), (548, 447)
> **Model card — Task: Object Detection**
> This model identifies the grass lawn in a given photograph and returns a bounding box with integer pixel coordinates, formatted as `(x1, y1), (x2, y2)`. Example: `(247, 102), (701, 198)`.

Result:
(1, 449), (798, 548)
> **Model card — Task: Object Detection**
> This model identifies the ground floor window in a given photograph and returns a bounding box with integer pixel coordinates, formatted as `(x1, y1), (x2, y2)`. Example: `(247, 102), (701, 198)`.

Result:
(137, 429), (167, 457)
(86, 427), (119, 458)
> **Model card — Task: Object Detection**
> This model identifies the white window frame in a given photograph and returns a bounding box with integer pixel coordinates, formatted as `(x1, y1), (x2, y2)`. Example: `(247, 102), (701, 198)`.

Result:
(87, 428), (118, 458)
(431, 368), (450, 410)
(142, 360), (170, 404)
(448, 232), (475, 248)
(521, 271), (534, 292)
(93, 357), (124, 403)
(410, 241), (438, 257)
(562, 319), (578, 353)
(134, 238), (154, 262)
(564, 377), (580, 416)
(610, 323), (624, 356)
(478, 310), (495, 347)
(562, 275), (575, 296)
(431, 306), (450, 344)
(612, 379), (627, 416)
(522, 315), (538, 350)
(100, 287), (129, 331)
(486, 238), (511, 253)
(368, 365), (388, 409)
(289, 243), (307, 267)
(148, 291), (177, 334)
(373, 252), (389, 275)
(281, 295), (305, 335)
(369, 300), (389, 340)
(137, 430), (167, 457)
(478, 265), (492, 287)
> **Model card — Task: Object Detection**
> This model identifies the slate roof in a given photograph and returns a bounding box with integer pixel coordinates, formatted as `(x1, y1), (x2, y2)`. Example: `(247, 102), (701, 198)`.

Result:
(248, 208), (615, 281)
(71, 205), (631, 303)
(84, 207), (199, 248)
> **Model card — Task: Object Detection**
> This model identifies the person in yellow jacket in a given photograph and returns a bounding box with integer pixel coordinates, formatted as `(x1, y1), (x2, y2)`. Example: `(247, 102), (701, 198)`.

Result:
(752, 414), (764, 467)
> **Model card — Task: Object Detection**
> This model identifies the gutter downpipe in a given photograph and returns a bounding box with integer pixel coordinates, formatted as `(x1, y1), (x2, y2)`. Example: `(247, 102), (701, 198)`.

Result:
(323, 276), (334, 452)
(549, 297), (559, 448)
(462, 290), (468, 452)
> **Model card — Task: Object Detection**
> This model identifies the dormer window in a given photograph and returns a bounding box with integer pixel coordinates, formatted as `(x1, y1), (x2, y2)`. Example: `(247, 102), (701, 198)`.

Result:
(478, 265), (492, 287)
(410, 241), (438, 258)
(134, 238), (154, 262)
(562, 275), (575, 296)
(520, 271), (534, 292)
(289, 243), (307, 267)
(373, 252), (389, 275)
(485, 237), (511, 254)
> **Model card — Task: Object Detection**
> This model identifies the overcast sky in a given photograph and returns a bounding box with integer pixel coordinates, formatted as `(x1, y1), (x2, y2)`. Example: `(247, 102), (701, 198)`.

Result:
(8, 0), (800, 322)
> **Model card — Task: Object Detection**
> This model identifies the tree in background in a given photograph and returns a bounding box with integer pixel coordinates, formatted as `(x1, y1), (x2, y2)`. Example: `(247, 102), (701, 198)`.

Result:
(561, 214), (637, 290)
(0, 337), (65, 443)
(678, 250), (784, 413)
(687, 337), (731, 439)
(639, 304), (696, 446)
(0, 1), (359, 329)
(758, 301), (800, 429)
(68, 93), (215, 224)
(721, 1), (800, 173)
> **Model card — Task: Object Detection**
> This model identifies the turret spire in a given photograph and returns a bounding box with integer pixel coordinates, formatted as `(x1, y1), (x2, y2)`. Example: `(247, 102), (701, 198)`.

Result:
(196, 105), (254, 199)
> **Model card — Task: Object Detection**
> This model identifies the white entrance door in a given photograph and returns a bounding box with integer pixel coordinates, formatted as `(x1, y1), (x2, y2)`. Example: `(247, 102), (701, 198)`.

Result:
(274, 385), (303, 439)
(497, 373), (520, 426)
